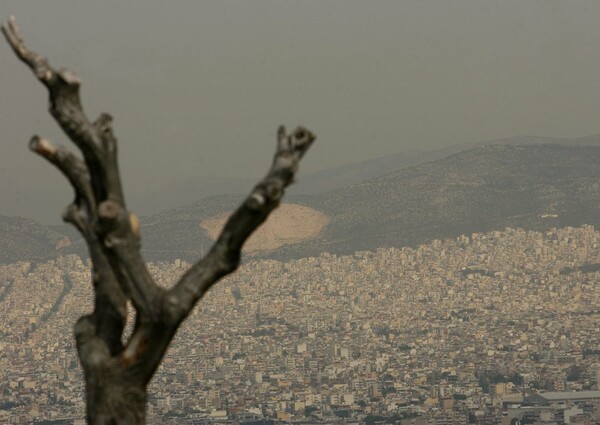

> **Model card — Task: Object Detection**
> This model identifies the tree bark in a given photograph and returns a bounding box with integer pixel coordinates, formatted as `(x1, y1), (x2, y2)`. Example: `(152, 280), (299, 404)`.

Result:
(85, 370), (147, 425)
(2, 16), (316, 424)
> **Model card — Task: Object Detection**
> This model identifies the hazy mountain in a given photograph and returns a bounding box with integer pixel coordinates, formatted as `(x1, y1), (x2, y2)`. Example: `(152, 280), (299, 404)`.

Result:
(136, 143), (600, 262)
(129, 134), (600, 215)
(3, 134), (600, 222)
(126, 151), (437, 215)
(5, 141), (600, 263)
(281, 144), (600, 257)
(0, 215), (70, 263)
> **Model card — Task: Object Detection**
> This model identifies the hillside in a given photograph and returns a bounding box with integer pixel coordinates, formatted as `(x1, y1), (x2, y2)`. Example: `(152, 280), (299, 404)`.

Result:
(0, 215), (70, 263)
(131, 134), (600, 215)
(136, 144), (600, 261)
(200, 203), (329, 254)
(4, 143), (600, 263)
(283, 144), (600, 257)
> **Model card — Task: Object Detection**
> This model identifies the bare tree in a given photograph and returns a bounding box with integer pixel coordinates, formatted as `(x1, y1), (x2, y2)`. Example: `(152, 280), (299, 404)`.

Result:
(2, 17), (315, 424)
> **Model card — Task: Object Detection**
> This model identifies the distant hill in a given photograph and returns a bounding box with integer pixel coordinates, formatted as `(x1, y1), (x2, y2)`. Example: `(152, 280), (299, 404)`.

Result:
(280, 144), (600, 257)
(5, 140), (600, 263)
(129, 133), (600, 215)
(0, 215), (70, 263)
(137, 143), (600, 262)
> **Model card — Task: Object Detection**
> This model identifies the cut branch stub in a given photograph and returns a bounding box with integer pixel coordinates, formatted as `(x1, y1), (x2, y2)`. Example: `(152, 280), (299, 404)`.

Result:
(97, 200), (130, 244)
(29, 136), (57, 157)
(98, 200), (122, 220)
(129, 213), (140, 237)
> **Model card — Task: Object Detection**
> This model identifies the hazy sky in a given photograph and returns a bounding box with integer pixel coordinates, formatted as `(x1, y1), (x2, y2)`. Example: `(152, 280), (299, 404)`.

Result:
(2, 1), (600, 222)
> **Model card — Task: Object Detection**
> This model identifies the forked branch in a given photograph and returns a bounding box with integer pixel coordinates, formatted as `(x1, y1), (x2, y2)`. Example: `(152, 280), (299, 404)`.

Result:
(2, 16), (163, 322)
(168, 126), (315, 321)
(124, 126), (315, 383)
(3, 15), (315, 423)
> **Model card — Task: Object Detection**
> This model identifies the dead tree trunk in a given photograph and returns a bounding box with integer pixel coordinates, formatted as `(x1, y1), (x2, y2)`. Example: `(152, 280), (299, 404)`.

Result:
(2, 17), (315, 425)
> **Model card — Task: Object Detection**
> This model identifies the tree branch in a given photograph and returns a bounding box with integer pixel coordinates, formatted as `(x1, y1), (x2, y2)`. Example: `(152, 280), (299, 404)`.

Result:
(2, 15), (121, 203)
(96, 199), (165, 322)
(4, 15), (317, 407)
(29, 136), (96, 218)
(119, 126), (314, 384)
(166, 126), (315, 322)
(27, 136), (128, 356)
(3, 17), (162, 324)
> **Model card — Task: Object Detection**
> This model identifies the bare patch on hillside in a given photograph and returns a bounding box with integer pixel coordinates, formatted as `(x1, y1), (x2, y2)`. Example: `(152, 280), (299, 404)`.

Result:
(200, 203), (329, 254)
(55, 237), (71, 249)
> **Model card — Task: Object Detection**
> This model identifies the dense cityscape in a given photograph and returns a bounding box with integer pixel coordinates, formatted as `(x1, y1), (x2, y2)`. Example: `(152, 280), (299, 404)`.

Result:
(3, 225), (600, 424)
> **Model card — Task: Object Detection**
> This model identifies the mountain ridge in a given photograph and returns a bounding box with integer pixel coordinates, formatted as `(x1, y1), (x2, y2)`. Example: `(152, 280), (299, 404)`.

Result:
(4, 140), (600, 263)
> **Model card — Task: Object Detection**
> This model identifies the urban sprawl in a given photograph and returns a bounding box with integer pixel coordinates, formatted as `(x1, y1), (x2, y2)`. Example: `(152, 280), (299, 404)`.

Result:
(3, 226), (600, 424)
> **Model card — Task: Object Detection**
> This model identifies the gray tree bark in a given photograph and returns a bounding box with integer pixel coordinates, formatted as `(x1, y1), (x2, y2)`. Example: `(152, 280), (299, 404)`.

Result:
(2, 16), (315, 425)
